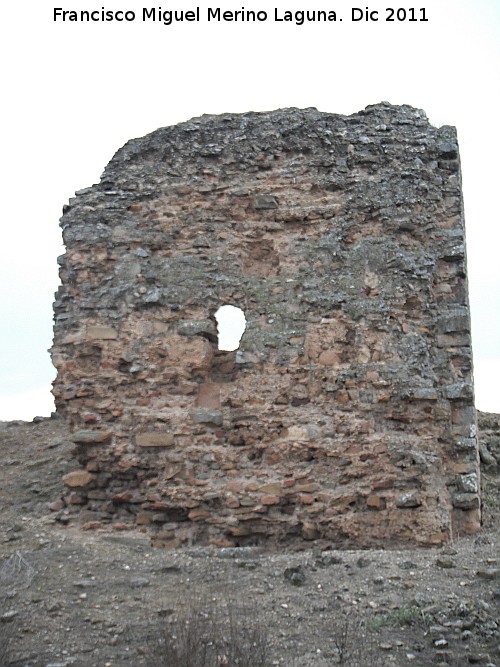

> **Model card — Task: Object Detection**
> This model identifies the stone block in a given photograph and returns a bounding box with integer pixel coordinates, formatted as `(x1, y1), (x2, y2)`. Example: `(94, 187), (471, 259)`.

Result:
(253, 194), (278, 209)
(296, 483), (320, 494)
(63, 470), (94, 488)
(367, 495), (386, 510)
(196, 383), (221, 409)
(455, 437), (477, 451)
(136, 432), (175, 448)
(261, 494), (281, 506)
(191, 409), (223, 426)
(451, 462), (477, 474)
(259, 482), (282, 495)
(443, 383), (473, 400)
(318, 350), (341, 365)
(437, 333), (471, 348)
(72, 430), (113, 445)
(437, 311), (469, 334)
(396, 493), (421, 508)
(178, 320), (217, 339)
(405, 388), (438, 401)
(455, 473), (479, 494)
(229, 525), (252, 537)
(86, 325), (118, 340)
(452, 493), (480, 510)
(302, 522), (320, 540)
(67, 492), (86, 504)
(135, 512), (152, 525)
(188, 509), (211, 521)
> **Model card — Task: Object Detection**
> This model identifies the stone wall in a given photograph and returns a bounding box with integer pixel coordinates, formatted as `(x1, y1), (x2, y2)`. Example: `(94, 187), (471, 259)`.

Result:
(51, 103), (480, 547)
(478, 412), (500, 471)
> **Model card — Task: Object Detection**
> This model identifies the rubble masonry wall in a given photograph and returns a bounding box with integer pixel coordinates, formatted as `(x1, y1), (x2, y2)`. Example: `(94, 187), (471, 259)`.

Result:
(51, 104), (480, 547)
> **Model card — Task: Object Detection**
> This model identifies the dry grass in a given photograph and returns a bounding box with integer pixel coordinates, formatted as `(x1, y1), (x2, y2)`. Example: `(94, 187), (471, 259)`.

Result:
(0, 597), (13, 666)
(0, 552), (36, 666)
(330, 610), (386, 666)
(148, 597), (270, 667)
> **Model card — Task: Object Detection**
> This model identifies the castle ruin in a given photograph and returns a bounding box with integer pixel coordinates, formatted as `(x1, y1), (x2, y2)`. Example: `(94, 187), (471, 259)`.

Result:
(51, 103), (480, 547)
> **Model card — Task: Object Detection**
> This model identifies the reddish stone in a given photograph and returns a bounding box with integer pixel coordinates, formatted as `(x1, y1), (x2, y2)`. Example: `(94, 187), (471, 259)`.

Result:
(259, 482), (282, 494)
(71, 431), (112, 445)
(261, 494), (281, 506)
(336, 390), (349, 404)
(373, 479), (395, 490)
(67, 493), (86, 505)
(152, 539), (182, 548)
(226, 480), (244, 493)
(188, 509), (210, 521)
(229, 525), (252, 537)
(112, 523), (132, 531)
(112, 492), (133, 503)
(244, 482), (259, 492)
(81, 521), (103, 530)
(209, 536), (236, 548)
(48, 498), (66, 512)
(302, 522), (319, 540)
(296, 484), (320, 493)
(366, 495), (387, 510)
(319, 350), (341, 365)
(148, 502), (172, 512)
(82, 413), (98, 423)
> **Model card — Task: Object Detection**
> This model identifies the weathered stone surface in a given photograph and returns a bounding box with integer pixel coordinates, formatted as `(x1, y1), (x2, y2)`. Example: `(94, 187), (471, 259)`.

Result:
(443, 383), (474, 400)
(366, 495), (386, 510)
(253, 194), (279, 210)
(135, 432), (174, 448)
(452, 493), (480, 510)
(455, 473), (479, 494)
(191, 409), (223, 426)
(86, 326), (118, 340)
(51, 104), (479, 547)
(71, 431), (113, 445)
(178, 320), (217, 339)
(477, 411), (500, 470)
(455, 437), (477, 451)
(396, 493), (422, 509)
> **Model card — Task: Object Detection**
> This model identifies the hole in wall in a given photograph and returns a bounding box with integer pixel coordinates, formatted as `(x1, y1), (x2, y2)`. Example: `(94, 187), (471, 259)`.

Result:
(215, 305), (246, 351)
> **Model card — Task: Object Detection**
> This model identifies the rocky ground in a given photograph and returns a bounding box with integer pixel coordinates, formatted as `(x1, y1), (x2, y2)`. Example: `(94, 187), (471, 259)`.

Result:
(0, 416), (499, 667)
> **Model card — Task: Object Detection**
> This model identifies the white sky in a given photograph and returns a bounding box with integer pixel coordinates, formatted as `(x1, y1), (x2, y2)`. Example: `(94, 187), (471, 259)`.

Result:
(216, 305), (247, 351)
(0, 0), (499, 420)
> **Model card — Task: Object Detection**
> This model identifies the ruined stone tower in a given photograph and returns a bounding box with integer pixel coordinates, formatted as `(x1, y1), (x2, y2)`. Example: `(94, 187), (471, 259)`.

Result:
(51, 103), (480, 547)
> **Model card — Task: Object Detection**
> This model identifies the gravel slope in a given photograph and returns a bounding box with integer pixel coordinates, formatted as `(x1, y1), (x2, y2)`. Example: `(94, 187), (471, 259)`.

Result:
(1, 417), (498, 667)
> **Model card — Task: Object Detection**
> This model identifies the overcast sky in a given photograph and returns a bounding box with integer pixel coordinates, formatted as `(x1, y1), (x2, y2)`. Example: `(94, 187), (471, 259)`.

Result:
(1, 0), (499, 420)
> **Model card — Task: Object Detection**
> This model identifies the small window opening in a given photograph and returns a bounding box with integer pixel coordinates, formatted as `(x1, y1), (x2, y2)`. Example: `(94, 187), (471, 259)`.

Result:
(215, 305), (246, 351)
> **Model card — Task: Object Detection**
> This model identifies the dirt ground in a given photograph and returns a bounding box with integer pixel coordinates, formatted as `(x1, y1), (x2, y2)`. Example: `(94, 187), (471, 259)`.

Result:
(0, 416), (498, 667)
